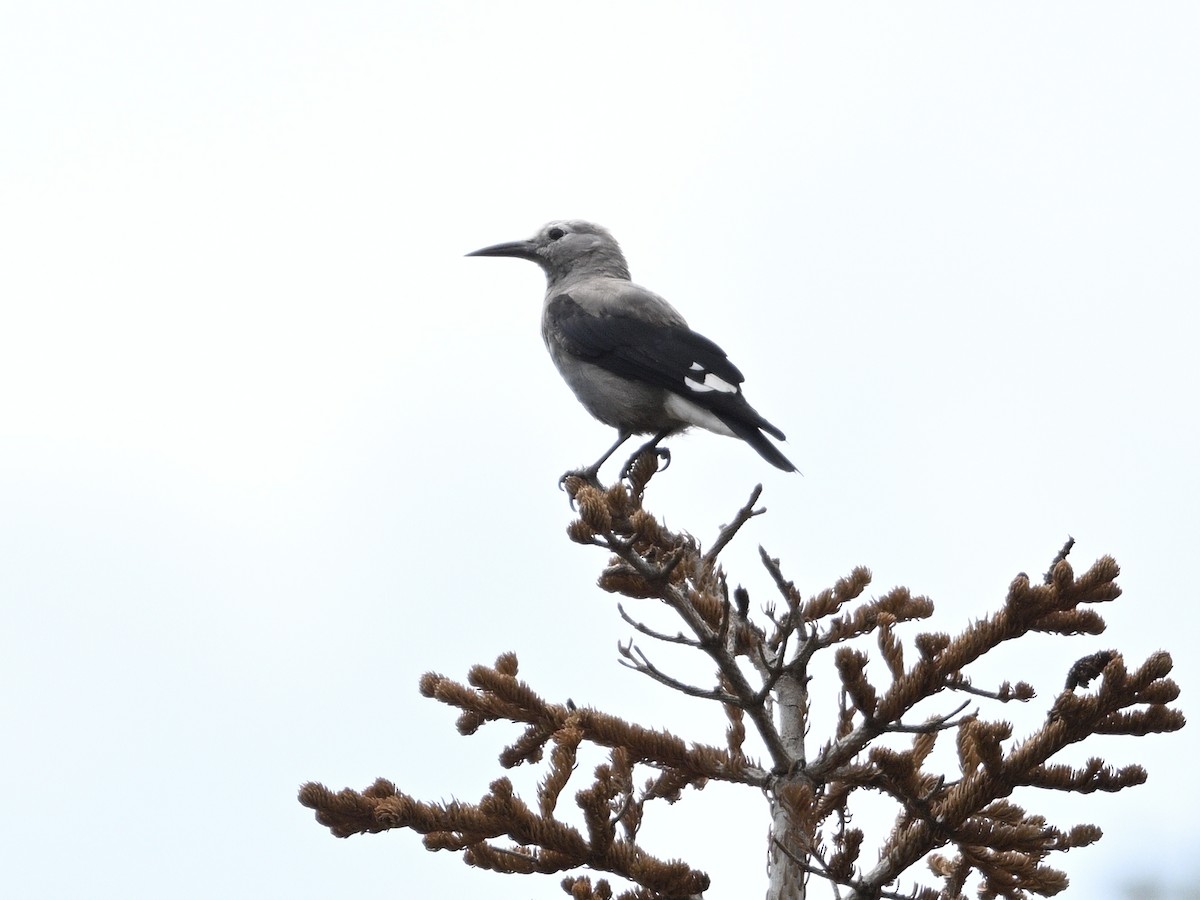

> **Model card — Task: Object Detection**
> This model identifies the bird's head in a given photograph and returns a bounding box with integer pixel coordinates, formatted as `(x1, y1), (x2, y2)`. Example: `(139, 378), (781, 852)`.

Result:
(467, 220), (631, 283)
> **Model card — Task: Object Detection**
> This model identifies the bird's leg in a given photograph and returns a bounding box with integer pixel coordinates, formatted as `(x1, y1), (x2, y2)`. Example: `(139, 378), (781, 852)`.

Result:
(559, 430), (631, 492)
(620, 428), (673, 480)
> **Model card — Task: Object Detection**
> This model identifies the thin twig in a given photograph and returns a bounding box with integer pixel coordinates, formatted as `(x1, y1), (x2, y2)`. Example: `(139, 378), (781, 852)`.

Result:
(703, 485), (765, 566)
(618, 643), (743, 705)
(616, 603), (702, 647)
(759, 545), (798, 606)
(884, 700), (972, 733)
(944, 677), (1024, 702)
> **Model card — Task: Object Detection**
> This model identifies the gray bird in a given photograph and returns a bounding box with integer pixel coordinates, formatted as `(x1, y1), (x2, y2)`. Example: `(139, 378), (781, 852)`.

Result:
(467, 220), (797, 476)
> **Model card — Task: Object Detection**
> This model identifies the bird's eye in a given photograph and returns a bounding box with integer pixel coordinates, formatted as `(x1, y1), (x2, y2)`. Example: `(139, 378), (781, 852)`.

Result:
(548, 227), (565, 241)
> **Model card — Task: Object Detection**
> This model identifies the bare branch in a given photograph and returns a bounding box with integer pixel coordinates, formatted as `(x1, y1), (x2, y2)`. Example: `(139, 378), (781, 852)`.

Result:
(945, 674), (1037, 703)
(884, 699), (972, 734)
(617, 642), (742, 705)
(616, 603), (702, 647)
(703, 484), (765, 565)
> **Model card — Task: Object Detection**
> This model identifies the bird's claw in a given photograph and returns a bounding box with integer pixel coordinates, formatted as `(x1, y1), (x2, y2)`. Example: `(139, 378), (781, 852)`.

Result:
(619, 445), (671, 483)
(559, 465), (603, 509)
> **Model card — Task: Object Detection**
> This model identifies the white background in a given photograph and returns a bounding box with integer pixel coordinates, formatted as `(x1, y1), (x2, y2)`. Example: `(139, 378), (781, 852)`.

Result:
(2, 3), (1196, 898)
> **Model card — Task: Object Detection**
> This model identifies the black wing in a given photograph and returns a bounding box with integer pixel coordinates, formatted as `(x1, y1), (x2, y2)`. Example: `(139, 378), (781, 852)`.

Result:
(547, 293), (785, 441)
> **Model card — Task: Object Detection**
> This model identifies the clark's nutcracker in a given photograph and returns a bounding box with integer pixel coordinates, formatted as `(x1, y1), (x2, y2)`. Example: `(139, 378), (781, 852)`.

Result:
(468, 220), (797, 475)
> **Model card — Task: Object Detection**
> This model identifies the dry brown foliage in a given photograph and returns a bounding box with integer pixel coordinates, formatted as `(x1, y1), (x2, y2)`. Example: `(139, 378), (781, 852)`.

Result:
(300, 452), (1184, 899)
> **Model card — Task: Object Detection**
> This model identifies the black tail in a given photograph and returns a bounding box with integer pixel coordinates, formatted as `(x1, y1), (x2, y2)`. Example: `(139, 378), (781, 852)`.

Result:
(720, 415), (798, 473)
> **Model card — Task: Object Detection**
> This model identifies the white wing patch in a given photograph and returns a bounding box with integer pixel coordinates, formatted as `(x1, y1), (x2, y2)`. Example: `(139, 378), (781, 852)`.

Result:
(683, 367), (739, 394)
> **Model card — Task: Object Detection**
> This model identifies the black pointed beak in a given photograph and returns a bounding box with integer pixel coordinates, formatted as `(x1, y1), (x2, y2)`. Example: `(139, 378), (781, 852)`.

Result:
(465, 239), (539, 261)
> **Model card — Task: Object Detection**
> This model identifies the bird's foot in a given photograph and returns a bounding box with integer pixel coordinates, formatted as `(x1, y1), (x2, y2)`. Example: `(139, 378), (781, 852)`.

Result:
(559, 464), (604, 508)
(620, 445), (670, 492)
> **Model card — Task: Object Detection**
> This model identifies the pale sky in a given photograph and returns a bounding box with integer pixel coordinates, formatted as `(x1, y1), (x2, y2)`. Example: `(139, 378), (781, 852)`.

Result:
(2, 3), (1197, 899)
